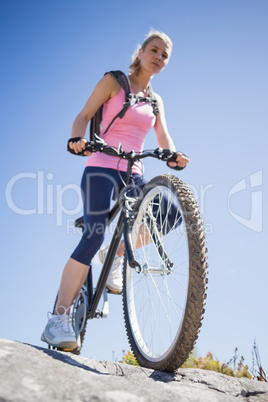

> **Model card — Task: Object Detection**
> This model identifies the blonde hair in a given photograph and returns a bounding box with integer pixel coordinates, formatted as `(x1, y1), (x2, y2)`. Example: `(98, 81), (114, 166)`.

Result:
(129, 29), (173, 74)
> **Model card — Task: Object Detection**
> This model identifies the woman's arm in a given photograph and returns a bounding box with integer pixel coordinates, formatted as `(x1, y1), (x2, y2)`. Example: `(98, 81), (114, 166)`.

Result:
(154, 94), (189, 169)
(69, 74), (121, 155)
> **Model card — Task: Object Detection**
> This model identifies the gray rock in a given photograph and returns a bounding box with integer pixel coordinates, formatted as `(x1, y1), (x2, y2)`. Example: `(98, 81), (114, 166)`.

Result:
(1, 339), (268, 401)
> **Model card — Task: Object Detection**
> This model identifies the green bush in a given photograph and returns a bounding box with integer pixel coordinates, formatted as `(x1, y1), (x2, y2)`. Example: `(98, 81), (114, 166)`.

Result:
(122, 350), (139, 366)
(181, 350), (252, 379)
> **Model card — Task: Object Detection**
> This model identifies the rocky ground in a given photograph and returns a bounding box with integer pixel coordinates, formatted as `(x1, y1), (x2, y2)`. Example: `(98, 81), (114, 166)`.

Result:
(1, 339), (268, 401)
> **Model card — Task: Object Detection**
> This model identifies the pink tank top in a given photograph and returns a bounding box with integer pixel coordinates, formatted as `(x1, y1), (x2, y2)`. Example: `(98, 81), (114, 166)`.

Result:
(85, 87), (156, 173)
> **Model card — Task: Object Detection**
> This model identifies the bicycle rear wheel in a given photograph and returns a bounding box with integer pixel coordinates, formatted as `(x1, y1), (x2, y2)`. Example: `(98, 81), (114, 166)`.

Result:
(123, 174), (208, 371)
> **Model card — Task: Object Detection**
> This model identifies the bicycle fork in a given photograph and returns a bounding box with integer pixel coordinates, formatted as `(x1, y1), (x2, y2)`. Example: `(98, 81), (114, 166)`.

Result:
(123, 197), (141, 271)
(124, 201), (173, 274)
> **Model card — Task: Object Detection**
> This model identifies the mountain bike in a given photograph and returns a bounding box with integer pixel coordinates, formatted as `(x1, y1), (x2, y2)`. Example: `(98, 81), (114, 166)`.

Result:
(50, 136), (208, 372)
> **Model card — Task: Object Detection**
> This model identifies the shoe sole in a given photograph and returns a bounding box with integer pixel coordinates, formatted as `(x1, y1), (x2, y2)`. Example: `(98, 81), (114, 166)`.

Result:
(106, 285), (123, 294)
(41, 333), (77, 350)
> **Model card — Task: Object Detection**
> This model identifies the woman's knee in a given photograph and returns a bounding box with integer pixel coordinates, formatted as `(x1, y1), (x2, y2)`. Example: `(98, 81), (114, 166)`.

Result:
(70, 230), (105, 266)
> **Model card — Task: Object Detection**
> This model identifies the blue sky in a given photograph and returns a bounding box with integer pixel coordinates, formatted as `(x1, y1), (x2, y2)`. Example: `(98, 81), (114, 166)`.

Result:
(1, 0), (267, 372)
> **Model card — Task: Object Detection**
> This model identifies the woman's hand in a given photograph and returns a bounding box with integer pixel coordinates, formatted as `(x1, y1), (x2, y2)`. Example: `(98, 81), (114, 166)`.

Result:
(68, 138), (92, 156)
(167, 152), (190, 170)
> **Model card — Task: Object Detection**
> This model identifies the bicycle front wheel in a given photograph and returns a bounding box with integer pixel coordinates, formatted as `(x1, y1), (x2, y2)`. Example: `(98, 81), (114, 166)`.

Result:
(123, 174), (208, 371)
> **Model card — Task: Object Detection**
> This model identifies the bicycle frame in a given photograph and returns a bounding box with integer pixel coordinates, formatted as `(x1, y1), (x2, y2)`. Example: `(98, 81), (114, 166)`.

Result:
(74, 137), (182, 320)
(86, 158), (138, 319)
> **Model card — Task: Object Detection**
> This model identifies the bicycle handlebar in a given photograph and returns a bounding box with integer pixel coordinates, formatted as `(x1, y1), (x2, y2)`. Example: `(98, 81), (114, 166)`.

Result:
(68, 135), (187, 171)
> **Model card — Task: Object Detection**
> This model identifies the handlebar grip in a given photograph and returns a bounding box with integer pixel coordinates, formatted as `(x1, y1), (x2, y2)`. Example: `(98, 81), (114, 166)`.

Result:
(166, 162), (185, 171)
(166, 152), (188, 171)
(67, 137), (89, 156)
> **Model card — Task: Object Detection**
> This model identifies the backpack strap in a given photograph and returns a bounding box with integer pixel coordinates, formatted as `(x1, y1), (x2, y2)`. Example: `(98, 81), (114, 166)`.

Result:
(107, 70), (130, 105)
(90, 70), (130, 141)
(148, 85), (159, 117)
(89, 104), (103, 142)
(100, 70), (131, 133)
(89, 70), (159, 142)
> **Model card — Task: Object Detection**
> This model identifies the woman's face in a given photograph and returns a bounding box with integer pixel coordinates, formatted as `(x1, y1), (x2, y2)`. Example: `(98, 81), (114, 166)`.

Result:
(138, 38), (172, 75)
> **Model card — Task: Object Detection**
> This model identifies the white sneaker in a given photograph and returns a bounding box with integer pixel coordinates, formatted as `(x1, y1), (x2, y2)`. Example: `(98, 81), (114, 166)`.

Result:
(99, 245), (123, 293)
(41, 308), (77, 349)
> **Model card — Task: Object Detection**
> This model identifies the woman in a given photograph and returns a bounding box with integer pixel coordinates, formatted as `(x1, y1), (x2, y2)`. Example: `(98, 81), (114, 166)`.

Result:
(41, 30), (189, 350)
